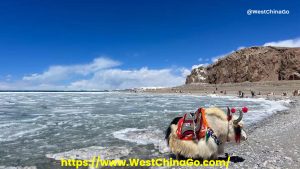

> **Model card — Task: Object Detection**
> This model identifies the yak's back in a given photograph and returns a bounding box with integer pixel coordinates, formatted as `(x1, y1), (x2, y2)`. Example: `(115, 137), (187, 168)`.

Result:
(205, 107), (227, 121)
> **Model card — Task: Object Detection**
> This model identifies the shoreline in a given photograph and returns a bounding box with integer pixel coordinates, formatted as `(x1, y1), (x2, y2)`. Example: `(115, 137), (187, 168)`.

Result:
(144, 81), (300, 97)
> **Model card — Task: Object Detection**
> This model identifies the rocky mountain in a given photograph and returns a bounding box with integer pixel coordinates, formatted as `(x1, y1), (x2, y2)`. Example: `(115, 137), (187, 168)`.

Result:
(185, 66), (207, 84)
(186, 46), (300, 84)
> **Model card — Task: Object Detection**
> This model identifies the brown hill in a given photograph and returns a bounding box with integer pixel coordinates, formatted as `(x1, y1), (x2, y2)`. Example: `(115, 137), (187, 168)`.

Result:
(186, 46), (300, 84)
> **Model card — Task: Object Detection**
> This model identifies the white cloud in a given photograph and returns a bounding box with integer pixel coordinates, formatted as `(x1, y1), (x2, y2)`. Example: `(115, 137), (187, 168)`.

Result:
(68, 68), (186, 90)
(0, 82), (9, 90)
(179, 68), (191, 77)
(191, 64), (208, 70)
(0, 81), (67, 90)
(237, 46), (246, 50)
(263, 38), (300, 47)
(1, 57), (188, 90)
(23, 57), (120, 82)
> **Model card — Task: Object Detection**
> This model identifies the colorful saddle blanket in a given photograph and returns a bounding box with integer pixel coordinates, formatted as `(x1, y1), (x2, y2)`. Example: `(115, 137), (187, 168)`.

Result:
(176, 108), (208, 140)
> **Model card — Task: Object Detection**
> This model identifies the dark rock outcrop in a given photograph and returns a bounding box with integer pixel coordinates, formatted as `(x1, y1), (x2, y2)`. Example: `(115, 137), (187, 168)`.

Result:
(186, 46), (300, 84)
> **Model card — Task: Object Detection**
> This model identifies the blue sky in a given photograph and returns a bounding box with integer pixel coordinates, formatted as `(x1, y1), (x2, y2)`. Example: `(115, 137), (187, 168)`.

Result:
(0, 0), (299, 90)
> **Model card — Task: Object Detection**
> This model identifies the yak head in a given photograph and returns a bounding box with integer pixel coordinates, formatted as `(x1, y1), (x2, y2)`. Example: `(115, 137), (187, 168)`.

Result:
(226, 107), (248, 143)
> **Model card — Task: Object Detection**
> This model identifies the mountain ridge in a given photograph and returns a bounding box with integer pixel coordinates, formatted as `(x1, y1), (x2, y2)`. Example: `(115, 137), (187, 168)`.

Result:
(186, 46), (300, 84)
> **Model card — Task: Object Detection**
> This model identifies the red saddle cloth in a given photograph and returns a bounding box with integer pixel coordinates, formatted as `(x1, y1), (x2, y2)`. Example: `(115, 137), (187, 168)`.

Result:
(176, 108), (208, 140)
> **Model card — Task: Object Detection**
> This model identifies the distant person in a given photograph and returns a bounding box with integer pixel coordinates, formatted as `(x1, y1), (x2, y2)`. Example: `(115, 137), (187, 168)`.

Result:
(238, 91), (244, 98)
(293, 90), (299, 96)
(240, 92), (244, 98)
(251, 91), (255, 97)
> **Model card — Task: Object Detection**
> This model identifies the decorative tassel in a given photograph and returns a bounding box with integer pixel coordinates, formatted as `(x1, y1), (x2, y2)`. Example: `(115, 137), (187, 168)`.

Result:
(206, 130), (210, 142)
(206, 129), (213, 142)
(234, 126), (242, 143)
(235, 134), (241, 143)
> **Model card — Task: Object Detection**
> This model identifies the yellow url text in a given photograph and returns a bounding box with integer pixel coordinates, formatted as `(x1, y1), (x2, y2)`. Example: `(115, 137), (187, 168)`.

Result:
(61, 156), (231, 168)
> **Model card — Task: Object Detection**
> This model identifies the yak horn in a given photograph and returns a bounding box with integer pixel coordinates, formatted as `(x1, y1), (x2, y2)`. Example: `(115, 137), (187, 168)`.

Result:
(233, 110), (243, 125)
(227, 107), (230, 116)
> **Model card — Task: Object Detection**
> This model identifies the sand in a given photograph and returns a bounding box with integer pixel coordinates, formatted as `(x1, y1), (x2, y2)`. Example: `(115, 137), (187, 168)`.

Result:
(145, 80), (300, 97)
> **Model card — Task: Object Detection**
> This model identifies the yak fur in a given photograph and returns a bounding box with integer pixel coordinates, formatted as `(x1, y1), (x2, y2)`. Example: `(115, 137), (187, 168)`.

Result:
(165, 107), (247, 159)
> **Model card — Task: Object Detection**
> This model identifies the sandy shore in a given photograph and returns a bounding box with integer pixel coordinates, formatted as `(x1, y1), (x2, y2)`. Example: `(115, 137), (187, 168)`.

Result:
(146, 80), (300, 97)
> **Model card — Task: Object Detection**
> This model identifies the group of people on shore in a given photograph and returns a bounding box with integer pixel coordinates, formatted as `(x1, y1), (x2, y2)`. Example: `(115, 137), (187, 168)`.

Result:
(236, 90), (300, 97)
(159, 87), (300, 97)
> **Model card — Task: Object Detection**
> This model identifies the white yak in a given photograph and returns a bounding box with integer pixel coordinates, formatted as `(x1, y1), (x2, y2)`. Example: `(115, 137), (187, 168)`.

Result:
(165, 107), (247, 159)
